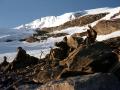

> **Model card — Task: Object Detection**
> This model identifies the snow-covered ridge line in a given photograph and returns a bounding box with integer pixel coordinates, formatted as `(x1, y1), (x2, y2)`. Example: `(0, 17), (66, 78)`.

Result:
(14, 7), (120, 30)
(14, 12), (81, 30)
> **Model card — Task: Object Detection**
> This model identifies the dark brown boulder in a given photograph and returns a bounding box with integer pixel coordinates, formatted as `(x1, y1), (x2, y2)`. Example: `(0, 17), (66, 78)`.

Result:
(70, 42), (118, 72)
(6, 47), (39, 71)
(89, 52), (118, 72)
(60, 42), (118, 74)
(52, 37), (70, 60)
(0, 56), (9, 72)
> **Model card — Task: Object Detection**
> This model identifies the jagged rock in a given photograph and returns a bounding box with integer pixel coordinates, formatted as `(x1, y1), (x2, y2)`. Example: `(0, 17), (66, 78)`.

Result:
(33, 37), (120, 84)
(5, 47), (39, 71)
(60, 42), (118, 73)
(0, 57), (9, 72)
(54, 37), (70, 59)
(10, 54), (39, 71)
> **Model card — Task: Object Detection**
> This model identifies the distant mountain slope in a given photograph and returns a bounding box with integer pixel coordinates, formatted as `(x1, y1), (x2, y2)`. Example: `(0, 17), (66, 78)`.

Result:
(14, 7), (120, 30)
(14, 12), (82, 30)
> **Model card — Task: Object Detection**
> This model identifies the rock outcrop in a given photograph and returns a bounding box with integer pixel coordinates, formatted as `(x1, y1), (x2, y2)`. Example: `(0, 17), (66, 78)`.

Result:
(32, 36), (120, 84)
(93, 18), (120, 35)
(68, 18), (120, 38)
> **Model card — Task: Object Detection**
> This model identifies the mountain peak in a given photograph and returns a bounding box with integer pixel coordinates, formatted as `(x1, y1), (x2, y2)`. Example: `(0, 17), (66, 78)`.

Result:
(14, 12), (81, 30)
(14, 7), (120, 30)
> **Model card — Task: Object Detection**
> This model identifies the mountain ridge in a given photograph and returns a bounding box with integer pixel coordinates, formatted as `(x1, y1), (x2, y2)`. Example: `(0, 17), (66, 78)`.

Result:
(14, 7), (120, 30)
(14, 12), (81, 30)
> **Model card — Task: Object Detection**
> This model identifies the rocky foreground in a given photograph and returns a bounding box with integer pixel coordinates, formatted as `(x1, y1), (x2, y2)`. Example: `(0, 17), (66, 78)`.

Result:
(38, 73), (120, 90)
(0, 35), (120, 90)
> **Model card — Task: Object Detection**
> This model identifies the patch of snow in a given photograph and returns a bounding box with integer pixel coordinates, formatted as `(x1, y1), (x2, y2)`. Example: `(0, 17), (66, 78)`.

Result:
(113, 15), (120, 19)
(53, 26), (87, 35)
(97, 30), (120, 41)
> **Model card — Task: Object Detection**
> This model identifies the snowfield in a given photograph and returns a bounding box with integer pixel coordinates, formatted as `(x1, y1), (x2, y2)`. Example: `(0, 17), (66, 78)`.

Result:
(0, 7), (120, 62)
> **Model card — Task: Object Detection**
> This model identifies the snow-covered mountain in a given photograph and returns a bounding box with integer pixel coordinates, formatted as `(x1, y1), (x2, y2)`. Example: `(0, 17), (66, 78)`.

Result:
(0, 6), (120, 63)
(14, 7), (120, 30)
(14, 12), (82, 30)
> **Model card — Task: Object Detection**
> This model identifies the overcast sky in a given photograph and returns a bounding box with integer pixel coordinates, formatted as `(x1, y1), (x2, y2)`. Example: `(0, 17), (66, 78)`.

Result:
(0, 0), (120, 28)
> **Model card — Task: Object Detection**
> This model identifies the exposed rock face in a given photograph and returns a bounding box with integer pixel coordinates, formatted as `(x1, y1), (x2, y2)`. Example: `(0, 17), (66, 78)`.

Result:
(40, 13), (108, 33)
(70, 18), (120, 38)
(38, 73), (120, 90)
(4, 48), (39, 72)
(11, 54), (39, 71)
(93, 19), (120, 35)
